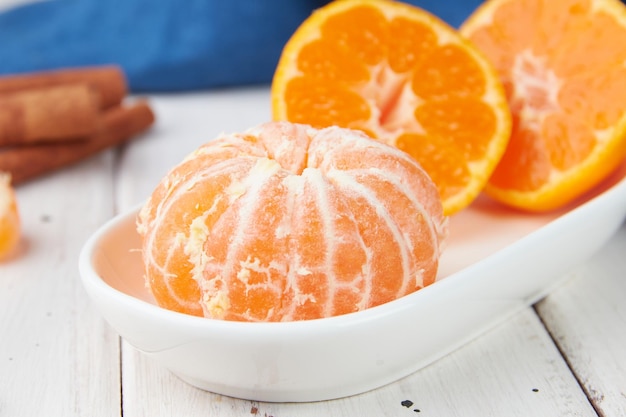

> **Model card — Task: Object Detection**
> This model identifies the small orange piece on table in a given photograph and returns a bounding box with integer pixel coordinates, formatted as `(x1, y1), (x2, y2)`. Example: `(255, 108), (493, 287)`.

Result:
(460, 0), (626, 211)
(271, 0), (512, 215)
(137, 122), (448, 322)
(0, 173), (20, 260)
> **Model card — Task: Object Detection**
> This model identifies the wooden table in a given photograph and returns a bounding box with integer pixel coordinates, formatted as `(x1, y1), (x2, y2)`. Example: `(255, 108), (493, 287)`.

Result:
(1, 88), (625, 417)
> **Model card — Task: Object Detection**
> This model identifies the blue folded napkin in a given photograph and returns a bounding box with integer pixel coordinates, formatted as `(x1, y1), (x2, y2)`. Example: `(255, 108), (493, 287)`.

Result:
(0, 0), (483, 92)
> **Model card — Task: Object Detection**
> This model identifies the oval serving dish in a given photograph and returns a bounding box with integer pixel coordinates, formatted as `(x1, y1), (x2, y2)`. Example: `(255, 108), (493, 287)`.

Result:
(78, 162), (626, 402)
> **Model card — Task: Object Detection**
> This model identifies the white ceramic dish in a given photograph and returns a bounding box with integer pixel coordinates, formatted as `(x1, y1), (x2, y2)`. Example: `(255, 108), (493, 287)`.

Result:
(79, 162), (626, 402)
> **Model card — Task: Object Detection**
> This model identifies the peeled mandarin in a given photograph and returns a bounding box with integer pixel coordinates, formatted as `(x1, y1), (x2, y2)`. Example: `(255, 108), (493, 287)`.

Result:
(137, 122), (448, 322)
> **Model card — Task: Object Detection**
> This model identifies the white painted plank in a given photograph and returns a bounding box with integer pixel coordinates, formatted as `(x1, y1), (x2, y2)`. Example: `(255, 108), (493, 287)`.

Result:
(119, 309), (596, 417)
(0, 156), (121, 416)
(536, 223), (626, 417)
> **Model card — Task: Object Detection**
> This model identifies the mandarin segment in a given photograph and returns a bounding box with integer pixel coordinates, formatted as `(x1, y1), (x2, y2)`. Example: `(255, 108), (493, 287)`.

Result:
(298, 40), (370, 82)
(137, 122), (448, 322)
(388, 17), (438, 73)
(271, 0), (511, 215)
(0, 173), (20, 260)
(416, 98), (497, 159)
(397, 133), (470, 202)
(411, 44), (487, 99)
(284, 78), (371, 127)
(461, 0), (626, 211)
(202, 160), (292, 322)
(321, 4), (389, 66)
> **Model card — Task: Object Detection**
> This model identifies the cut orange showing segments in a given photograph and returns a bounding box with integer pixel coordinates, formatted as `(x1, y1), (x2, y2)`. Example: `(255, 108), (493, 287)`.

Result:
(137, 122), (448, 322)
(461, 0), (626, 211)
(0, 173), (20, 260)
(271, 0), (512, 215)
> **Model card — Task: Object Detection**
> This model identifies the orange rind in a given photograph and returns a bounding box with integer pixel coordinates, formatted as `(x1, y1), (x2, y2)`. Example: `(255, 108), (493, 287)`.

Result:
(0, 173), (20, 260)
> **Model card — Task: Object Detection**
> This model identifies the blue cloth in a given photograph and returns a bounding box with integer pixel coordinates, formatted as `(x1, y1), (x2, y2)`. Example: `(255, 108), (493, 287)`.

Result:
(0, 0), (483, 92)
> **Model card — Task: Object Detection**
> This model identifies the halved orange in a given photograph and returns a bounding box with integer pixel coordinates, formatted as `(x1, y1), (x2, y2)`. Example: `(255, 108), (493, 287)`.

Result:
(271, 0), (512, 215)
(0, 173), (20, 260)
(461, 0), (626, 211)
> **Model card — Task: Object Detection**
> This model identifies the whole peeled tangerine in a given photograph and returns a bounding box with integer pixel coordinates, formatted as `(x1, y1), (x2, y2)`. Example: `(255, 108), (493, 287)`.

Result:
(137, 121), (448, 322)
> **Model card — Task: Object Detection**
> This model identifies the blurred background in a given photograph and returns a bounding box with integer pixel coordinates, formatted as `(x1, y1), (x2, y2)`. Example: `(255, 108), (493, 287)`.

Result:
(0, 0), (484, 92)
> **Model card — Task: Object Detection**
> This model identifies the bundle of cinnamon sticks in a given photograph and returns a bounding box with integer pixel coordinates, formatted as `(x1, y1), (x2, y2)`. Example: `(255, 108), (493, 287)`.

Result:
(0, 66), (155, 184)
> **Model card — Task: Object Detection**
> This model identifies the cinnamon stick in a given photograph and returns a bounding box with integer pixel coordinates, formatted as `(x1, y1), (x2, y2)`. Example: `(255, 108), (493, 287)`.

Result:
(0, 66), (127, 110)
(0, 101), (155, 184)
(0, 84), (100, 146)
